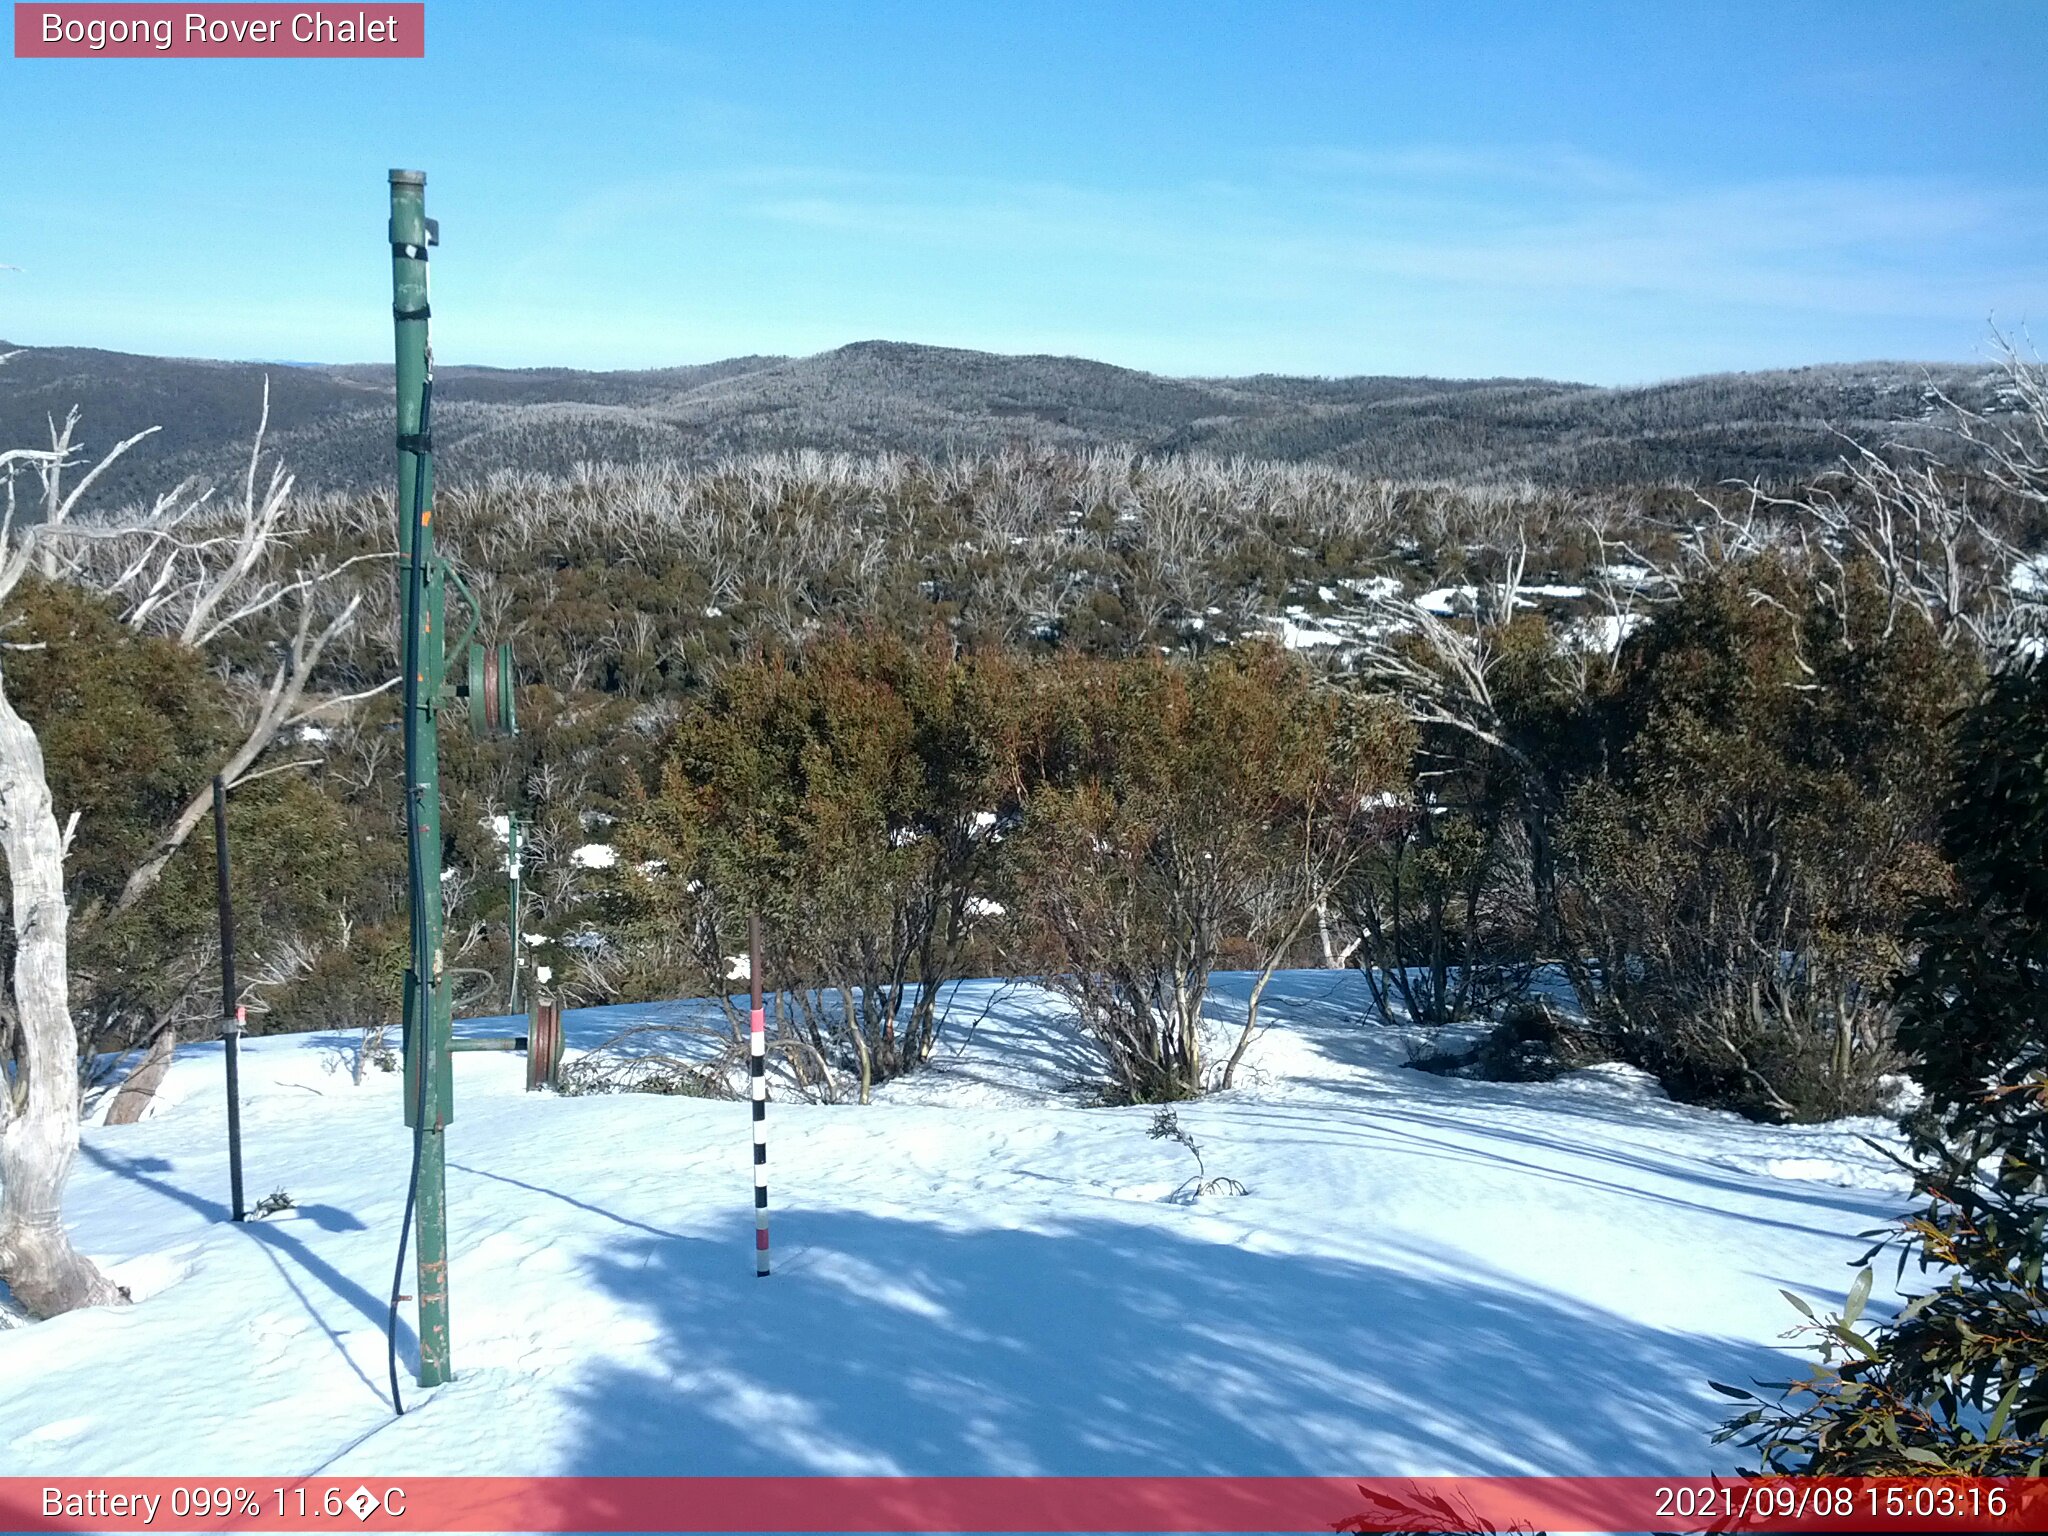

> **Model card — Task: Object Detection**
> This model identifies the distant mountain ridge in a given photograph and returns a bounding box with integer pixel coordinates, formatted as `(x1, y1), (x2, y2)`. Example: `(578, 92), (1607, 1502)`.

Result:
(0, 337), (1993, 502)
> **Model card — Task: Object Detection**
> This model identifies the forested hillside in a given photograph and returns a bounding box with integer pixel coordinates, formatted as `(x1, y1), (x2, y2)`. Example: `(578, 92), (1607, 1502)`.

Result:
(0, 337), (1996, 504)
(4, 360), (2039, 1130)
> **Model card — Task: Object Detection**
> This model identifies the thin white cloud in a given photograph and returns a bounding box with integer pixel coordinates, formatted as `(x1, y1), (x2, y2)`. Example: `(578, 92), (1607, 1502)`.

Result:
(690, 156), (2045, 322)
(1280, 142), (1651, 196)
(16, 146), (2041, 382)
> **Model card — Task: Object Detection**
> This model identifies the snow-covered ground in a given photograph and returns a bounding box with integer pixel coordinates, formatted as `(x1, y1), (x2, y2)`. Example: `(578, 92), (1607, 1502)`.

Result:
(1, 973), (1912, 1481)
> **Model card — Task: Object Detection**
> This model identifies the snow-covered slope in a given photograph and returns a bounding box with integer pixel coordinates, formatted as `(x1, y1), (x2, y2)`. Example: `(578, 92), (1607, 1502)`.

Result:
(1, 973), (1910, 1479)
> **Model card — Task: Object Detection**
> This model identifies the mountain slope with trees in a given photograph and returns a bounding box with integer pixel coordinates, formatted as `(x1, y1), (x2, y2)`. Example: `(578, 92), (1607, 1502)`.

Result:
(0, 337), (1995, 504)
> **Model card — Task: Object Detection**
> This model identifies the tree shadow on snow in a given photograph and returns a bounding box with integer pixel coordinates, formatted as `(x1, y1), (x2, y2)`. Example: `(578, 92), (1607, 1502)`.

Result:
(1211, 1102), (1898, 1245)
(77, 1143), (403, 1398)
(557, 1208), (1782, 1479)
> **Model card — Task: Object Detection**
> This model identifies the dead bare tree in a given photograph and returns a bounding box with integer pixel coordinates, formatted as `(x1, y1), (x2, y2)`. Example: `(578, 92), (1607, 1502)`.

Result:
(1341, 536), (1583, 986)
(1348, 536), (1539, 771)
(61, 396), (392, 923)
(0, 386), (377, 1315)
(1617, 348), (2045, 665)
(0, 416), (182, 1316)
(1709, 443), (2020, 661)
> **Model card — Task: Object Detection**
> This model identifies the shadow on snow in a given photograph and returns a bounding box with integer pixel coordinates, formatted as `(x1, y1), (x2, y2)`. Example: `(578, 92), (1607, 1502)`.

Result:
(556, 1206), (1785, 1478)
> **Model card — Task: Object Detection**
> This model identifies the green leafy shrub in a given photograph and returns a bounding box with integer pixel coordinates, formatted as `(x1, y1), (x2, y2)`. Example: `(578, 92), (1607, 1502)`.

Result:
(1716, 657), (2048, 1471)
(619, 629), (1026, 1101)
(1015, 641), (1408, 1101)
(1, 579), (357, 1052)
(1559, 559), (1970, 1121)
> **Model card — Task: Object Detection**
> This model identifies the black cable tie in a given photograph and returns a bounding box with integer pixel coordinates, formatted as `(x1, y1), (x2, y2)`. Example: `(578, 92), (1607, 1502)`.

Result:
(392, 303), (432, 322)
(391, 242), (431, 261)
(396, 432), (434, 454)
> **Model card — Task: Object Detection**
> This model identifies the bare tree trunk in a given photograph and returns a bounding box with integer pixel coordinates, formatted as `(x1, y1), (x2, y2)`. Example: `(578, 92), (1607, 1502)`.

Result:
(0, 678), (125, 1318)
(102, 1025), (177, 1126)
(110, 595), (362, 918)
(94, 598), (369, 1120)
(1314, 901), (1360, 969)
(1219, 966), (1273, 1092)
(1220, 908), (1315, 1091)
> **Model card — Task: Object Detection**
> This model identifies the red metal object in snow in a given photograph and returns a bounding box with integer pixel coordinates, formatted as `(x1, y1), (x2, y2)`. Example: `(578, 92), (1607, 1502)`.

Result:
(526, 996), (563, 1092)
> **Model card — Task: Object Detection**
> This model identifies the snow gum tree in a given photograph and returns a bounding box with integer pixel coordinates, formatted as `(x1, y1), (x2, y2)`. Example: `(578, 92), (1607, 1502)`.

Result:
(0, 648), (125, 1316)
(1, 384), (367, 1318)
(1337, 543), (1607, 1026)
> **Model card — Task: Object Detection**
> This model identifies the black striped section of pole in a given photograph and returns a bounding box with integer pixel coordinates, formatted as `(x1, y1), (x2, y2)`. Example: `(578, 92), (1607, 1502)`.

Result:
(748, 913), (769, 1277)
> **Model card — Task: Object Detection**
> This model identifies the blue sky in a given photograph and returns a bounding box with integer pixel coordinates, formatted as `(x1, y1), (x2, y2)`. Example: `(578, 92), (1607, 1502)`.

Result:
(4, 1), (2045, 383)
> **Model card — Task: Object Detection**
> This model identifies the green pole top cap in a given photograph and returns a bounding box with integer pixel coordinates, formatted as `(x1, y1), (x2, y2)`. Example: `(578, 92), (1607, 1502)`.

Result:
(389, 169), (428, 186)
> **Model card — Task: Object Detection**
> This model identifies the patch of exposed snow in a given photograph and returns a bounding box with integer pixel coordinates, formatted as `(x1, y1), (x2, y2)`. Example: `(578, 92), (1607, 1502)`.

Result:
(1555, 1061), (1669, 1100)
(1346, 575), (1404, 600)
(1877, 1073), (1924, 1115)
(1275, 618), (1348, 649)
(1598, 562), (1657, 587)
(1416, 585), (1478, 616)
(1765, 1157), (1856, 1184)
(1568, 613), (1647, 653)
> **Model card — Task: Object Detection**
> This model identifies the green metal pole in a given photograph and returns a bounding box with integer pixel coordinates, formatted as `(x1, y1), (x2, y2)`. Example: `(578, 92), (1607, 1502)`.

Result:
(390, 168), (452, 1389)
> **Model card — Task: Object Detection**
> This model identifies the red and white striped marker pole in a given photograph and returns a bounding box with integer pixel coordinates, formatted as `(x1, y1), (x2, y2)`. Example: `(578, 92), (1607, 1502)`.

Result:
(748, 913), (770, 1277)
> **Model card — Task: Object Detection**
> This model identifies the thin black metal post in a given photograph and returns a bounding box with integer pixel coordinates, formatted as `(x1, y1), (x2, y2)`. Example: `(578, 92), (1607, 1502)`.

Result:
(212, 775), (246, 1223)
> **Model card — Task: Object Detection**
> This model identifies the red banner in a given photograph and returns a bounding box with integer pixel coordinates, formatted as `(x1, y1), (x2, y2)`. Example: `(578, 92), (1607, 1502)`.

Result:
(2, 1476), (2045, 1533)
(12, 4), (424, 58)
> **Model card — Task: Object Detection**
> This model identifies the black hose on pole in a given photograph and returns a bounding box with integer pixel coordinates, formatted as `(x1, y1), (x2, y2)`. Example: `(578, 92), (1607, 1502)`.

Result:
(386, 370), (435, 1418)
